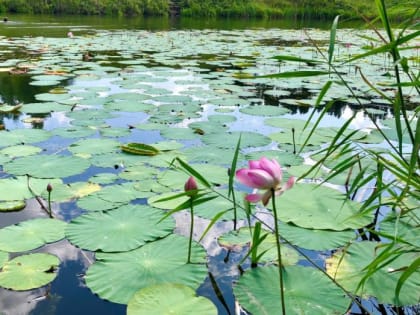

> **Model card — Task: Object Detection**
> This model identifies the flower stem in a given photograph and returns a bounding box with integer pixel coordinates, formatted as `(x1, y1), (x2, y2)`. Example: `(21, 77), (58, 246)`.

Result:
(187, 198), (194, 264)
(47, 191), (53, 218)
(271, 188), (286, 315)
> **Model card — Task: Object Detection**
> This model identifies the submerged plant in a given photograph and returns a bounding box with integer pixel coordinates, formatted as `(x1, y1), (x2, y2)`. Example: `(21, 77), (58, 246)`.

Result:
(236, 157), (295, 315)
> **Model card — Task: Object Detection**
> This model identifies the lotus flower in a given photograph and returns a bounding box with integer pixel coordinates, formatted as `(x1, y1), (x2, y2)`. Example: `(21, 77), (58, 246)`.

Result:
(184, 176), (198, 197)
(236, 157), (295, 206)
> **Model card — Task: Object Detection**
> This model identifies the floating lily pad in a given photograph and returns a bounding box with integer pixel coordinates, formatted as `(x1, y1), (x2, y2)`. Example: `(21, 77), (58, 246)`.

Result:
(234, 265), (350, 314)
(66, 204), (174, 252)
(121, 143), (160, 156)
(0, 129), (51, 148)
(0, 251), (8, 268)
(127, 283), (217, 315)
(326, 242), (420, 306)
(279, 223), (356, 251)
(0, 177), (61, 202)
(41, 181), (101, 202)
(0, 144), (42, 158)
(0, 253), (60, 291)
(182, 146), (244, 164)
(201, 131), (271, 149)
(245, 150), (303, 167)
(0, 200), (26, 212)
(0, 104), (22, 113)
(4, 155), (91, 179)
(85, 234), (208, 304)
(69, 138), (120, 156)
(274, 184), (372, 230)
(0, 218), (66, 252)
(219, 227), (299, 265)
(239, 105), (290, 116)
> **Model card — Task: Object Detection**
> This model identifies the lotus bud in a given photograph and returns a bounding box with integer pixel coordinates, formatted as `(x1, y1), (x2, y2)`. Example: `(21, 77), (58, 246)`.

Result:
(47, 183), (53, 193)
(184, 176), (198, 197)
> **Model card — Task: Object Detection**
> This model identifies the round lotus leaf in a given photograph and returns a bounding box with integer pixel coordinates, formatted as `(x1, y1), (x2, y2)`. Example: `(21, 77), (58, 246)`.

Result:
(188, 121), (229, 135)
(77, 194), (128, 212)
(153, 95), (192, 103)
(0, 144), (42, 158)
(201, 131), (271, 149)
(207, 114), (236, 124)
(279, 223), (356, 251)
(239, 105), (290, 116)
(379, 211), (420, 248)
(104, 100), (155, 112)
(182, 146), (244, 164)
(68, 138), (120, 156)
(0, 253), (59, 291)
(273, 184), (372, 230)
(127, 283), (217, 315)
(94, 182), (146, 204)
(66, 109), (115, 121)
(245, 150), (303, 167)
(89, 172), (119, 185)
(52, 126), (97, 138)
(160, 127), (198, 141)
(66, 204), (174, 252)
(4, 155), (91, 179)
(20, 102), (71, 114)
(0, 129), (51, 148)
(119, 164), (158, 181)
(265, 117), (312, 130)
(270, 128), (330, 147)
(35, 92), (71, 102)
(30, 80), (61, 86)
(107, 92), (150, 102)
(0, 177), (61, 202)
(85, 234), (208, 304)
(0, 251), (8, 268)
(158, 164), (227, 188)
(234, 265), (350, 314)
(326, 241), (420, 306)
(0, 200), (26, 212)
(219, 227), (299, 265)
(153, 141), (183, 151)
(0, 218), (66, 252)
(41, 181), (101, 202)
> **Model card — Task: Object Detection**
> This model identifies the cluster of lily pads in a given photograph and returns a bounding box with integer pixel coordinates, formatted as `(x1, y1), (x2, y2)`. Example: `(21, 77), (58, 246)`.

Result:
(0, 20), (419, 315)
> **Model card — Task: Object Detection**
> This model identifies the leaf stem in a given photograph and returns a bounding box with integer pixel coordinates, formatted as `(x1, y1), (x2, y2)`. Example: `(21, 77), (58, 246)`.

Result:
(187, 198), (194, 264)
(271, 188), (286, 315)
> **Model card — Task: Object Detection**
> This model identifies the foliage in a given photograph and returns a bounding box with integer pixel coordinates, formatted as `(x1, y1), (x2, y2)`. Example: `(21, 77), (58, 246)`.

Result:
(0, 0), (417, 18)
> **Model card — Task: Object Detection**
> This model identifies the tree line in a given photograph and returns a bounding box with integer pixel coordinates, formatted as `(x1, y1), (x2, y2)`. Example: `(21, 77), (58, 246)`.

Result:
(0, 0), (416, 19)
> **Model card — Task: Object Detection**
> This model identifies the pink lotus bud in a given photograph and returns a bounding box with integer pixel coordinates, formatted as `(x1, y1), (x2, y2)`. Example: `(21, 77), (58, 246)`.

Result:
(184, 176), (198, 197)
(47, 183), (53, 193)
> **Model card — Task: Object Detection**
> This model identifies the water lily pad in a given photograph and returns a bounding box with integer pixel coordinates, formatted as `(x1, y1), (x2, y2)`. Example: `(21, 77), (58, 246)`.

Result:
(121, 143), (160, 156)
(41, 181), (101, 202)
(85, 234), (208, 304)
(239, 105), (290, 116)
(183, 145), (244, 164)
(0, 253), (59, 291)
(245, 150), (303, 167)
(219, 227), (299, 265)
(202, 131), (271, 149)
(0, 251), (8, 268)
(0, 129), (51, 148)
(69, 138), (120, 156)
(4, 155), (91, 179)
(0, 200), (26, 212)
(127, 283), (217, 315)
(234, 265), (350, 314)
(274, 184), (372, 230)
(0, 144), (42, 158)
(66, 204), (174, 252)
(279, 223), (356, 251)
(0, 218), (66, 252)
(0, 177), (61, 202)
(326, 242), (420, 306)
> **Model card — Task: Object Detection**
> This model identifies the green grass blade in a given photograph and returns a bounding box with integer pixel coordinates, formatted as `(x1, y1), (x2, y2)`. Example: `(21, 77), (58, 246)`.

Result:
(174, 157), (212, 188)
(228, 134), (241, 198)
(328, 15), (340, 65)
(258, 70), (330, 79)
(198, 209), (232, 242)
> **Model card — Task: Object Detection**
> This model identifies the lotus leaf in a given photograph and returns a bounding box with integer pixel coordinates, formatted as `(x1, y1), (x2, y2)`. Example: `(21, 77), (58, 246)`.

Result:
(0, 129), (51, 148)
(273, 184), (372, 230)
(239, 105), (290, 116)
(201, 131), (271, 149)
(4, 155), (91, 179)
(41, 181), (101, 202)
(0, 253), (60, 291)
(326, 242), (420, 306)
(66, 204), (174, 252)
(0, 218), (66, 252)
(0, 144), (42, 158)
(234, 266), (350, 314)
(219, 227), (299, 265)
(69, 138), (120, 156)
(0, 201), (26, 212)
(0, 251), (8, 268)
(127, 283), (217, 315)
(121, 143), (160, 156)
(0, 177), (61, 202)
(85, 234), (208, 304)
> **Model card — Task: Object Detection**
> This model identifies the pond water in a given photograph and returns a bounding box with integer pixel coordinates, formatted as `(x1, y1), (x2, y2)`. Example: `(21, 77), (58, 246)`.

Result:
(0, 14), (418, 315)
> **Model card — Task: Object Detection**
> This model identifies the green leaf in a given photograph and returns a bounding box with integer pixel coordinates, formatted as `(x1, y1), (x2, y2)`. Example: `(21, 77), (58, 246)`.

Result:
(234, 266), (350, 314)
(328, 16), (340, 65)
(258, 70), (330, 79)
(85, 234), (208, 304)
(0, 218), (66, 252)
(0, 253), (60, 291)
(121, 143), (160, 156)
(66, 204), (174, 252)
(127, 283), (217, 315)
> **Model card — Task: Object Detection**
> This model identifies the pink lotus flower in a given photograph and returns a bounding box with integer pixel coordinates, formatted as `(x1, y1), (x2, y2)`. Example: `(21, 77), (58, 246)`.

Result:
(236, 157), (295, 206)
(184, 176), (198, 197)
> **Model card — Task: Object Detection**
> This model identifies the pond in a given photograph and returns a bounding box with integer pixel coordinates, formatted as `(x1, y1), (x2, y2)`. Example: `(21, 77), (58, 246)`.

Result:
(0, 14), (419, 315)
